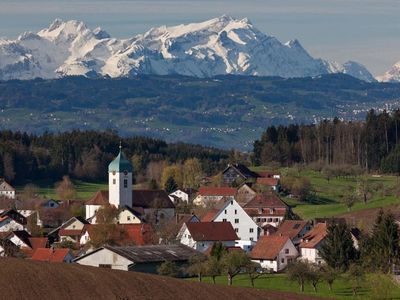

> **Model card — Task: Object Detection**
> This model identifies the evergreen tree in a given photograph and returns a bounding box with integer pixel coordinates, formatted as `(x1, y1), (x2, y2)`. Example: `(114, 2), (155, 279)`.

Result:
(164, 176), (178, 194)
(319, 222), (357, 271)
(370, 210), (399, 272)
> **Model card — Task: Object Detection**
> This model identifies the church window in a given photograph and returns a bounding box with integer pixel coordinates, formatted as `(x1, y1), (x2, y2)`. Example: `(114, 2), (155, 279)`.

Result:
(113, 179), (116, 185)
(124, 179), (128, 188)
(127, 216), (131, 221)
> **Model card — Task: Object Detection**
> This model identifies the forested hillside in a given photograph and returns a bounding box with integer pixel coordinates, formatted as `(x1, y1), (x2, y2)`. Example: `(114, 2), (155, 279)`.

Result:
(253, 110), (400, 172)
(0, 130), (229, 184)
(1, 74), (400, 149)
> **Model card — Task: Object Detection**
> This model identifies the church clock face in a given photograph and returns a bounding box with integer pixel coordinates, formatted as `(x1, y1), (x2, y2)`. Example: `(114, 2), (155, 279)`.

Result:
(124, 170), (128, 176)
(112, 171), (116, 175)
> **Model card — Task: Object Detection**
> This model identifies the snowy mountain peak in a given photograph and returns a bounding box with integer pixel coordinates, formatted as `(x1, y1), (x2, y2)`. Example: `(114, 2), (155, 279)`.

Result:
(0, 16), (374, 81)
(377, 61), (400, 82)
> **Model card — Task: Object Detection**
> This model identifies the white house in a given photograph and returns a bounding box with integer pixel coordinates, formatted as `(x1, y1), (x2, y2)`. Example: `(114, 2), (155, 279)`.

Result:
(118, 206), (142, 224)
(274, 220), (311, 246)
(201, 197), (260, 251)
(48, 216), (89, 244)
(250, 235), (298, 272)
(179, 221), (238, 252)
(169, 188), (197, 203)
(74, 244), (201, 273)
(0, 179), (15, 199)
(193, 187), (237, 206)
(299, 223), (327, 265)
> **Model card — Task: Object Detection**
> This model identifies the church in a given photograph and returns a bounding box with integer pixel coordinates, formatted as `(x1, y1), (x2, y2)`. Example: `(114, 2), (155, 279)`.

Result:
(85, 146), (175, 224)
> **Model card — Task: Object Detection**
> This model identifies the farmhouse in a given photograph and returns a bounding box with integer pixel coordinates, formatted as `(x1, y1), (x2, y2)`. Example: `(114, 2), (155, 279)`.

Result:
(250, 235), (298, 272)
(201, 197), (259, 251)
(274, 220), (311, 247)
(48, 216), (90, 244)
(299, 223), (327, 265)
(236, 183), (257, 204)
(0, 179), (15, 199)
(222, 163), (259, 185)
(256, 177), (280, 191)
(74, 244), (201, 274)
(243, 193), (288, 228)
(179, 221), (238, 252)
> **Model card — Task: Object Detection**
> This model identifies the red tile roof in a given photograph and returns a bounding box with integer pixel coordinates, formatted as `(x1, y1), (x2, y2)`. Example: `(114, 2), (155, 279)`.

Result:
(31, 248), (72, 263)
(198, 187), (237, 196)
(185, 221), (238, 241)
(250, 235), (290, 260)
(201, 209), (219, 222)
(256, 178), (279, 186)
(86, 191), (110, 205)
(84, 224), (154, 246)
(274, 220), (309, 240)
(299, 223), (327, 249)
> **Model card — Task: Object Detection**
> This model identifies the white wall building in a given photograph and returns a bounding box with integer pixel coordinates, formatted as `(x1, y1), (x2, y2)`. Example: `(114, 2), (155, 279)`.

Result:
(179, 221), (238, 252)
(0, 180), (15, 199)
(202, 197), (260, 251)
(299, 223), (327, 265)
(250, 235), (298, 272)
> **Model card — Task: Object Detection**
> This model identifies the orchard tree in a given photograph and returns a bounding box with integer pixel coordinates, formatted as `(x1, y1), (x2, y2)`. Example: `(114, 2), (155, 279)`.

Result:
(157, 261), (179, 277)
(187, 254), (207, 282)
(55, 175), (76, 200)
(205, 256), (222, 284)
(221, 251), (251, 285)
(287, 260), (311, 292)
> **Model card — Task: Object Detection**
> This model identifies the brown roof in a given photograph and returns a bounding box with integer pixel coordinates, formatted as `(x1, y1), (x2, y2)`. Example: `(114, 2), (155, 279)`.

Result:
(185, 221), (238, 241)
(250, 235), (290, 260)
(86, 190), (175, 209)
(132, 190), (175, 209)
(299, 223), (327, 249)
(244, 194), (287, 209)
(274, 220), (309, 239)
(201, 210), (219, 222)
(256, 178), (279, 186)
(86, 191), (109, 205)
(31, 248), (72, 262)
(198, 187), (237, 197)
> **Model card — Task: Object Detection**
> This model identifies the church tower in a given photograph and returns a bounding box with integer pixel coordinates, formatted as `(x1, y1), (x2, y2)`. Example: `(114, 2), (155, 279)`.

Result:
(108, 144), (133, 208)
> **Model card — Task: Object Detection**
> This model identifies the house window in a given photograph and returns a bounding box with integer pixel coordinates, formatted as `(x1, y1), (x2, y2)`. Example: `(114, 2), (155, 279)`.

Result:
(230, 201), (233, 205)
(234, 219), (239, 224)
(267, 218), (272, 222)
(249, 228), (254, 233)
(223, 218), (227, 222)
(234, 209), (237, 215)
(124, 179), (128, 188)
(274, 218), (279, 222)
(281, 258), (285, 263)
(285, 249), (289, 254)
(260, 259), (264, 263)
(127, 216), (131, 221)
(235, 228), (239, 233)
(113, 179), (116, 185)
(250, 237), (253, 241)
(225, 210), (227, 214)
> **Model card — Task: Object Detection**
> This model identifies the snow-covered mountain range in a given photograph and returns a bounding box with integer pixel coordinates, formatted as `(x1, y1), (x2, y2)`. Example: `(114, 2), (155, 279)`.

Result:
(0, 15), (376, 81)
(377, 61), (400, 82)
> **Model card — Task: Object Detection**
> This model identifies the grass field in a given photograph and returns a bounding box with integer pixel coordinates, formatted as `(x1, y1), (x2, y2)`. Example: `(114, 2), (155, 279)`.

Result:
(253, 167), (400, 220)
(15, 179), (108, 200)
(192, 273), (400, 300)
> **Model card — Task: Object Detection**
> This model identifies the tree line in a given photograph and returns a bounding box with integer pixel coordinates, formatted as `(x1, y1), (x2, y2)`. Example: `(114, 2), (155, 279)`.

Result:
(253, 109), (400, 172)
(0, 130), (229, 184)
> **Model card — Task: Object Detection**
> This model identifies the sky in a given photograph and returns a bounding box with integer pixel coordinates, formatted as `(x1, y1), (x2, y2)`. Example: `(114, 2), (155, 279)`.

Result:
(0, 0), (398, 76)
